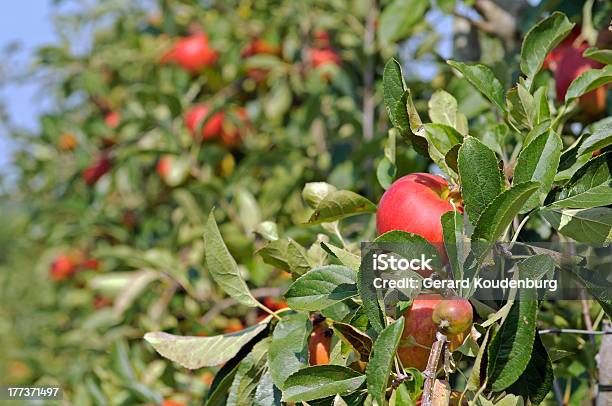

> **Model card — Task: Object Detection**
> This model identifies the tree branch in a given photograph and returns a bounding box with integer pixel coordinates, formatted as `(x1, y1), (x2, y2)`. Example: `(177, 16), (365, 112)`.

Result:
(422, 332), (447, 406)
(362, 0), (377, 141)
(199, 287), (283, 325)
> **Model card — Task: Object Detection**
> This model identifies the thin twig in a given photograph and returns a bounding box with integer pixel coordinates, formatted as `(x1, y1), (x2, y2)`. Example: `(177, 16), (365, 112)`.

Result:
(598, 321), (612, 405)
(580, 290), (596, 346)
(199, 287), (283, 325)
(552, 379), (565, 406)
(422, 332), (447, 406)
(539, 328), (612, 335)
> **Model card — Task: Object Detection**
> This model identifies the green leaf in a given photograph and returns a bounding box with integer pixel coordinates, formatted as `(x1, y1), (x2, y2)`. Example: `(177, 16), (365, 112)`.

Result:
(428, 90), (468, 135)
(487, 291), (538, 392)
(306, 190), (376, 224)
(447, 60), (506, 112)
(569, 266), (612, 318)
(321, 298), (359, 322)
(523, 120), (551, 147)
(422, 123), (464, 178)
(228, 339), (270, 406)
(445, 143), (461, 174)
(378, 0), (428, 44)
(565, 65), (612, 103)
(383, 59), (407, 129)
(333, 322), (373, 362)
(374, 230), (443, 270)
(467, 326), (493, 391)
(282, 366), (366, 402)
(206, 357), (242, 405)
(379, 129), (398, 190)
(533, 86), (551, 124)
(555, 134), (592, 182)
(583, 47), (612, 65)
(245, 54), (284, 70)
(287, 239), (314, 278)
(436, 0), (456, 13)
(285, 265), (357, 311)
(507, 83), (549, 131)
(507, 334), (553, 405)
(258, 238), (290, 272)
(441, 210), (465, 281)
(144, 323), (268, 369)
(472, 182), (540, 244)
(392, 91), (412, 137)
(254, 370), (282, 406)
(520, 12), (575, 81)
(84, 375), (108, 406)
(389, 369), (424, 405)
(377, 158), (397, 190)
(513, 129), (562, 212)
(577, 118), (612, 157)
(235, 188), (262, 232)
(506, 86), (531, 130)
(303, 182), (339, 209)
(549, 152), (612, 209)
(366, 318), (405, 405)
(204, 211), (260, 307)
(458, 136), (505, 222)
(517, 255), (555, 281)
(323, 243), (361, 271)
(404, 90), (431, 156)
(111, 340), (136, 381)
(540, 207), (612, 244)
(264, 80), (292, 119)
(268, 312), (311, 389)
(357, 256), (385, 337)
(478, 394), (525, 406)
(124, 382), (163, 405)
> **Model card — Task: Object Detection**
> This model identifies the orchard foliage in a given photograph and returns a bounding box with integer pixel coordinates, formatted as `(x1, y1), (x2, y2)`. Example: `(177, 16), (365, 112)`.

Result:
(0, 0), (611, 405)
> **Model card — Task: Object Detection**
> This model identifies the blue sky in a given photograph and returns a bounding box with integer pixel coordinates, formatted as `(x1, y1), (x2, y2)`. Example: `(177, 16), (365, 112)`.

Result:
(0, 1), (57, 177)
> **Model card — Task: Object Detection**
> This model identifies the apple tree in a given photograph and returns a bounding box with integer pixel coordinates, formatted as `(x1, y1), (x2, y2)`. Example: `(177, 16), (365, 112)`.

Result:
(143, 9), (612, 406)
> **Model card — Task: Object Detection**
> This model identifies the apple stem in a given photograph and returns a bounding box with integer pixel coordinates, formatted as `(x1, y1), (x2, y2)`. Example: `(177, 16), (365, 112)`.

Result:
(422, 331), (447, 406)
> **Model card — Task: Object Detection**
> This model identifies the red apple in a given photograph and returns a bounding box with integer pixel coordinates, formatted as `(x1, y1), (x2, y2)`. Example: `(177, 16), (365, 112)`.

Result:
(432, 297), (473, 335)
(59, 133), (78, 151)
(184, 104), (224, 140)
(398, 294), (466, 370)
(577, 84), (607, 117)
(313, 31), (331, 47)
(224, 320), (245, 334)
(171, 34), (218, 73)
(93, 296), (112, 309)
(220, 107), (249, 147)
(263, 297), (288, 311)
(308, 324), (332, 365)
(308, 48), (340, 68)
(554, 43), (603, 102)
(543, 27), (580, 71)
(157, 155), (172, 180)
(104, 111), (121, 129)
(242, 39), (280, 82)
(81, 258), (100, 271)
(83, 155), (112, 185)
(201, 371), (214, 386)
(162, 401), (185, 406)
(376, 173), (459, 255)
(241, 38), (279, 57)
(49, 255), (77, 281)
